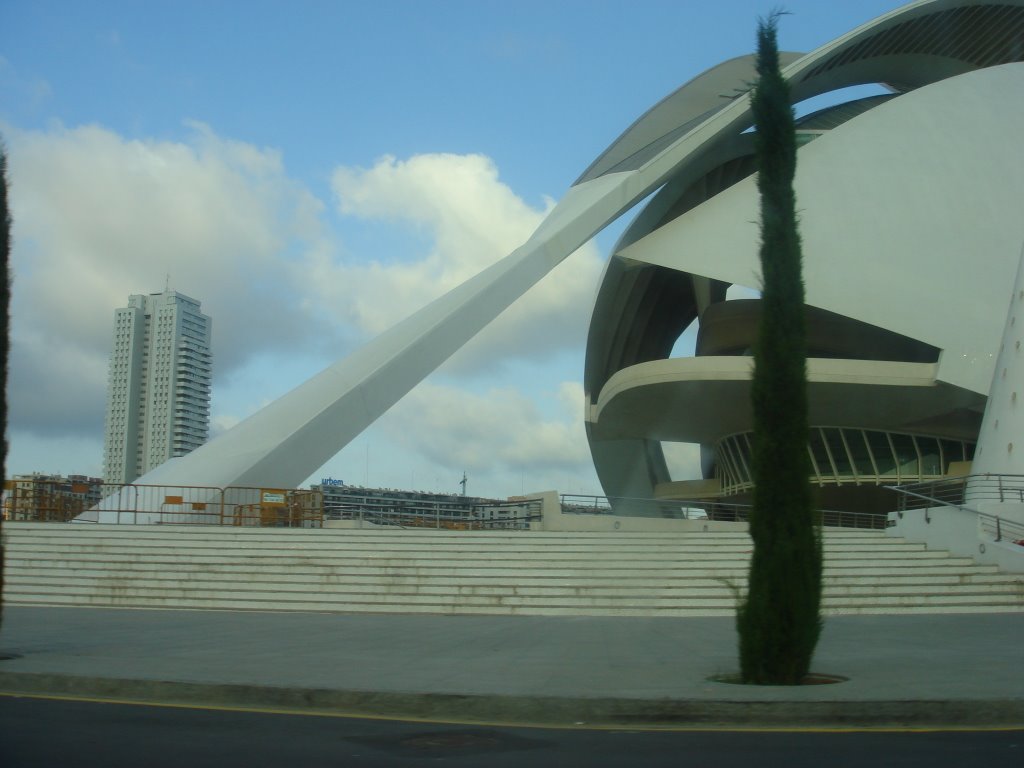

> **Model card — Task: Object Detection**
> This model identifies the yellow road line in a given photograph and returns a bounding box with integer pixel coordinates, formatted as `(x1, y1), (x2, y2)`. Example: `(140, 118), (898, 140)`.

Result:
(2, 691), (1022, 733)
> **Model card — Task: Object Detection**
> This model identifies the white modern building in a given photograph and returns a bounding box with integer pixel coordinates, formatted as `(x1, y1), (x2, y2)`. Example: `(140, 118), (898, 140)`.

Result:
(583, 1), (1024, 513)
(102, 290), (212, 485)
(103, 1), (1023, 531)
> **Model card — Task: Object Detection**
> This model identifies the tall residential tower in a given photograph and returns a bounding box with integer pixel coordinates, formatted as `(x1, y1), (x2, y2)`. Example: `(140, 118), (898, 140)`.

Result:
(103, 291), (212, 485)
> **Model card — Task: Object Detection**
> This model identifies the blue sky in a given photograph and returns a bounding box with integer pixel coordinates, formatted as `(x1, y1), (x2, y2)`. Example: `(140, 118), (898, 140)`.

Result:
(2, 0), (906, 498)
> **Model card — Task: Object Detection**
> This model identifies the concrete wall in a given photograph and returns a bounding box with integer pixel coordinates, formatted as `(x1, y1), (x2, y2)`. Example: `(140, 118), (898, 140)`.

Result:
(533, 490), (748, 534)
(888, 506), (1024, 574)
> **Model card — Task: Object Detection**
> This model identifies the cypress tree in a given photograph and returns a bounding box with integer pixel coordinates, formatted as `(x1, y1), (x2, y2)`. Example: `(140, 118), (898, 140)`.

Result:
(736, 13), (822, 685)
(1, 141), (10, 630)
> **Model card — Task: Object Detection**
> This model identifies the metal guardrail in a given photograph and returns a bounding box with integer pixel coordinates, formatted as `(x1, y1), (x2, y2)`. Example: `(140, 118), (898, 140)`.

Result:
(325, 496), (543, 530)
(560, 494), (710, 519)
(889, 474), (1024, 509)
(3, 482), (542, 531)
(978, 514), (1024, 545)
(886, 474), (1024, 544)
(818, 509), (889, 530)
(2, 483), (324, 527)
(559, 494), (887, 530)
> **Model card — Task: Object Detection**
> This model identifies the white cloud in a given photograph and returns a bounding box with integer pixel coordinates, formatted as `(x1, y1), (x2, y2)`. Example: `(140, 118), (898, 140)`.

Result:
(5, 124), (604, 499)
(5, 121), (336, 436)
(384, 379), (590, 471)
(7, 332), (108, 435)
(210, 413), (241, 438)
(372, 378), (598, 497)
(327, 153), (604, 373)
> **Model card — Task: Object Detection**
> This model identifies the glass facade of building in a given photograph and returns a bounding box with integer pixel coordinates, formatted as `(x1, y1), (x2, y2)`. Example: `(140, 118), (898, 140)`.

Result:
(716, 428), (975, 495)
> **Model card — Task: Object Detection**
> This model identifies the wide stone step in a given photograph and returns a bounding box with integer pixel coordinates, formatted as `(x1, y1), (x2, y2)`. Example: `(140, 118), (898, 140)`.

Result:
(1, 549), (958, 569)
(0, 592), (740, 616)
(823, 561), (997, 573)
(6, 580), (737, 599)
(2, 540), (929, 561)
(3, 558), (997, 579)
(3, 523), (1020, 616)
(821, 604), (1024, 615)
(7, 573), (1021, 599)
(20, 584), (1015, 608)
(6, 587), (1020, 616)
(9, 565), (1017, 587)
(1, 537), (897, 553)
(822, 582), (1024, 597)
(2, 584), (738, 607)
(3, 529), (747, 544)
(822, 592), (1024, 607)
(824, 572), (1018, 585)
(6, 523), (892, 539)
(0, 524), (899, 537)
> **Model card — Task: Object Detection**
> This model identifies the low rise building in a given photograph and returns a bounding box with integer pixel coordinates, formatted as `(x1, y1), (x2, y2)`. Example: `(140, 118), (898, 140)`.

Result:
(315, 483), (535, 529)
(3, 473), (105, 522)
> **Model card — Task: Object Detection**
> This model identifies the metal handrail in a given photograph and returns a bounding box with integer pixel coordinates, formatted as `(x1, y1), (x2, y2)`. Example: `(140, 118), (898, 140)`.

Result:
(559, 494), (888, 530)
(325, 505), (409, 529)
(888, 474), (1024, 509)
(3, 483), (324, 528)
(885, 474), (1024, 544)
(5, 481), (541, 531)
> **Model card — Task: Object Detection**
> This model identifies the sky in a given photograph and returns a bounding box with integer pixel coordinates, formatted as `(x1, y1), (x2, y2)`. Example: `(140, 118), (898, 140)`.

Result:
(2, 0), (908, 499)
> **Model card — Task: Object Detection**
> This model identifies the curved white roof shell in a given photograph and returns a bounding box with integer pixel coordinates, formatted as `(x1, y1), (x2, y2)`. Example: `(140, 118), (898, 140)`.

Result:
(584, 0), (1024, 502)
(611, 63), (1024, 397)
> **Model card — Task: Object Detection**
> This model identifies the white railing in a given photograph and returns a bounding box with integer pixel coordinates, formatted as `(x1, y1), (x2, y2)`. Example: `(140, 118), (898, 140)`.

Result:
(559, 494), (887, 529)
(886, 474), (1024, 544)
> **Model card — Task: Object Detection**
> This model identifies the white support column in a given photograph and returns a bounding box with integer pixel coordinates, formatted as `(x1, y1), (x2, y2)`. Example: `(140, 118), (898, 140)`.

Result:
(970, 245), (1024, 524)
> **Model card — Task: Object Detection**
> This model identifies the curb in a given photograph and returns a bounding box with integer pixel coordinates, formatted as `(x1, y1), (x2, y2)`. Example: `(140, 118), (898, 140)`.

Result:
(2, 672), (1023, 728)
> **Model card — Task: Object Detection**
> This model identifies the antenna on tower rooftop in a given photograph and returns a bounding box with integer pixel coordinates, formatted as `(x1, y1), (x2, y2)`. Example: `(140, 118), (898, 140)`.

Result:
(459, 472), (467, 497)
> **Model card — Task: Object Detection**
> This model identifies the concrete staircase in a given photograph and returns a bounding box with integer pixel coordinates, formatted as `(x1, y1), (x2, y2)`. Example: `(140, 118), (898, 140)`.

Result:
(4, 522), (1023, 616)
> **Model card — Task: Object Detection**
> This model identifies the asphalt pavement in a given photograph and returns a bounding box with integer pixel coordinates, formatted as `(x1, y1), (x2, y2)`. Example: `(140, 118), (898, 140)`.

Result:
(0, 607), (1022, 727)
(5, 696), (1024, 768)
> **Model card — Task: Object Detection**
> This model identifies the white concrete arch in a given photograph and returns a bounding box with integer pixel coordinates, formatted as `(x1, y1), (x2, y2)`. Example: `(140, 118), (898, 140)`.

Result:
(85, 1), (1024, 521)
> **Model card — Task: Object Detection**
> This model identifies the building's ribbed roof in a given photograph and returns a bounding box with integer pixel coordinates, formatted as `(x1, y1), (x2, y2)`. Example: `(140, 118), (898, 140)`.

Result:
(577, 1), (1024, 189)
(800, 2), (1024, 83)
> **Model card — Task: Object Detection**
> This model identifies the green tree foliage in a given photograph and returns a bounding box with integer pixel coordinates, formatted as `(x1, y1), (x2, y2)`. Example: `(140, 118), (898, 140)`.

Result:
(736, 13), (822, 685)
(1, 141), (10, 630)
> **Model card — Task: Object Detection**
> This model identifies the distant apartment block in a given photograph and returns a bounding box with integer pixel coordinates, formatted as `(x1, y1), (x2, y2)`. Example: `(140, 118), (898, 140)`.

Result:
(315, 482), (534, 529)
(2, 473), (105, 521)
(103, 290), (212, 485)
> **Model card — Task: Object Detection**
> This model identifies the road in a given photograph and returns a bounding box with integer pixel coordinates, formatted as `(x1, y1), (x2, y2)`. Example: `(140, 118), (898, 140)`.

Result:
(1, 695), (1021, 767)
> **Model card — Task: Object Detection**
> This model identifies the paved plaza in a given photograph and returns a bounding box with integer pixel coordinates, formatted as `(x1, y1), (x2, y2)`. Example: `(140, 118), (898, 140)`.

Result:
(1, 607), (1021, 726)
